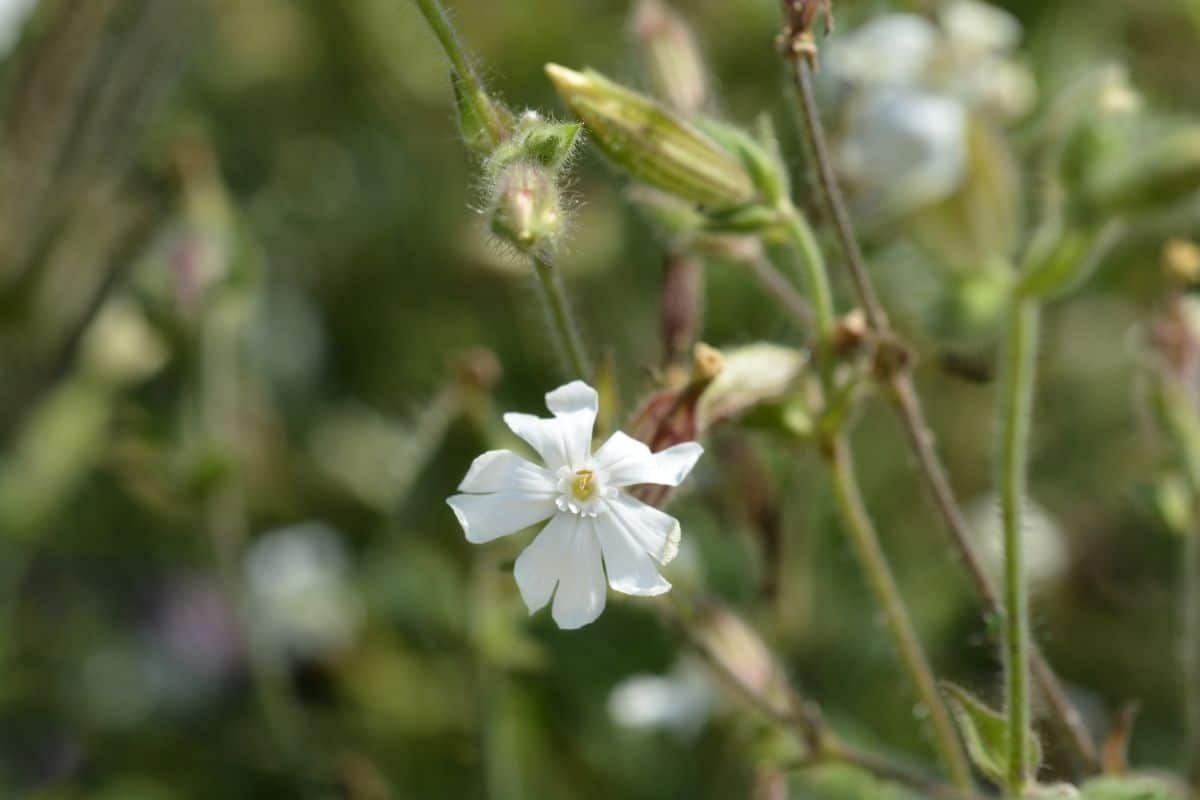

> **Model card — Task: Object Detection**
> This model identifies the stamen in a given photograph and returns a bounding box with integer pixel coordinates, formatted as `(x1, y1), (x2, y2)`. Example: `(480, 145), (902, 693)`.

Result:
(571, 469), (596, 500)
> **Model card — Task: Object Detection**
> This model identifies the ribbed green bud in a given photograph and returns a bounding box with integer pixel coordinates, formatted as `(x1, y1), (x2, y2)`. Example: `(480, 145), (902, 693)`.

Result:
(489, 161), (565, 253)
(630, 0), (709, 115)
(546, 63), (756, 209)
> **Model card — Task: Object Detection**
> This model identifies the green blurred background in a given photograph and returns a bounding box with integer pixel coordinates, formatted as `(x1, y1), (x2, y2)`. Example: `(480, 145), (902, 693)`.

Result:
(0, 0), (1198, 797)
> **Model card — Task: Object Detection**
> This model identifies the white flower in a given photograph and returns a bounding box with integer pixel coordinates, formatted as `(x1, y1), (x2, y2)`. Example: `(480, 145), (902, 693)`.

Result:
(447, 380), (703, 630)
(607, 660), (716, 737)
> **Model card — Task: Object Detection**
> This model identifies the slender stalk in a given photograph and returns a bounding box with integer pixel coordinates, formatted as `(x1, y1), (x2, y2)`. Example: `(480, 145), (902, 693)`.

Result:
(777, 204), (971, 790)
(1187, 518), (1200, 790)
(825, 435), (975, 792)
(1151, 350), (1200, 788)
(670, 601), (965, 800)
(742, 250), (815, 330)
(997, 299), (1040, 793)
(782, 47), (1098, 769)
(410, 0), (507, 145)
(533, 255), (592, 379)
(781, 208), (836, 386)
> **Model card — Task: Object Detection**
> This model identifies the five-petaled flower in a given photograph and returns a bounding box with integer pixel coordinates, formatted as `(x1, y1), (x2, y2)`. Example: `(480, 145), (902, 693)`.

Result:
(447, 381), (703, 629)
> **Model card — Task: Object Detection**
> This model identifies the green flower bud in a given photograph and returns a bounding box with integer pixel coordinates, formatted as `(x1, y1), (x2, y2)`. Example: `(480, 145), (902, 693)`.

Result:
(489, 161), (565, 253)
(629, 0), (709, 115)
(546, 63), (756, 209)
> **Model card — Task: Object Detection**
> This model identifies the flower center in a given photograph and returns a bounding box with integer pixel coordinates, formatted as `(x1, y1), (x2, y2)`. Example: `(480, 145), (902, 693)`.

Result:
(555, 465), (614, 517)
(570, 469), (596, 501)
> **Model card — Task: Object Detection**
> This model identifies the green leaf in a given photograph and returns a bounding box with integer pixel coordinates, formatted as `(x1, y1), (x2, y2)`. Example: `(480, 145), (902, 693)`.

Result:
(943, 683), (1042, 788)
(1079, 775), (1187, 800)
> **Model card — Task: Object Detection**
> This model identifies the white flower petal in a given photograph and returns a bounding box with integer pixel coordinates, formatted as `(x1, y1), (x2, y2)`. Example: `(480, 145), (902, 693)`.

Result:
(457, 449), (556, 494)
(594, 510), (671, 596)
(551, 519), (607, 629)
(609, 495), (682, 566)
(513, 512), (578, 615)
(446, 492), (557, 544)
(595, 432), (703, 487)
(503, 382), (599, 470)
(545, 380), (598, 417)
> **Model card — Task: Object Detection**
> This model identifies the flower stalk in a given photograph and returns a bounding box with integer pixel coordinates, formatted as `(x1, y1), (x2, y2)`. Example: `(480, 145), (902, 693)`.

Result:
(410, 0), (509, 146)
(825, 435), (975, 792)
(997, 298), (1040, 793)
(533, 256), (592, 379)
(411, 0), (591, 381)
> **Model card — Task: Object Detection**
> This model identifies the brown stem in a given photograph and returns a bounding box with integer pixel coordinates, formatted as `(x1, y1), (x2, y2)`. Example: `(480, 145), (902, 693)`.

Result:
(782, 47), (1099, 770)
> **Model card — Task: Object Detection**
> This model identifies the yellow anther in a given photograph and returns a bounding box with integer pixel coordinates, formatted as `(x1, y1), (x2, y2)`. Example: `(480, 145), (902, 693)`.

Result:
(571, 469), (596, 500)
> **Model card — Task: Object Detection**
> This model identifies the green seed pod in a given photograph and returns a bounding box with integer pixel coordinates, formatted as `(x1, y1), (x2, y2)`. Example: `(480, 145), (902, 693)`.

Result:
(489, 161), (565, 253)
(546, 63), (756, 209)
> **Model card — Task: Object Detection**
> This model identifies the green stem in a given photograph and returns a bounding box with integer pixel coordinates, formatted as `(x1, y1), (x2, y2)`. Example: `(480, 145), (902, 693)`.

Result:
(998, 298), (1040, 793)
(778, 201), (971, 792)
(780, 207), (835, 382)
(1154, 366), (1200, 788)
(826, 435), (975, 793)
(780, 37), (1098, 772)
(1188, 518), (1200, 791)
(410, 0), (507, 146)
(533, 255), (591, 380)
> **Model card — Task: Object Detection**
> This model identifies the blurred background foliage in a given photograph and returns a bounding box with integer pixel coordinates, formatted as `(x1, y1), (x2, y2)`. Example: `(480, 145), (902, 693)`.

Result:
(0, 0), (1198, 797)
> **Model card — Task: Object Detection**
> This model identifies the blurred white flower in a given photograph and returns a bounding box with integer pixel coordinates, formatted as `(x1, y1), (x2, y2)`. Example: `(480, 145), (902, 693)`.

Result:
(826, 14), (938, 87)
(607, 660), (716, 737)
(838, 87), (968, 218)
(0, 0), (34, 56)
(244, 523), (364, 658)
(939, 0), (1022, 57)
(447, 381), (703, 630)
(825, 1), (1035, 221)
(968, 496), (1070, 587)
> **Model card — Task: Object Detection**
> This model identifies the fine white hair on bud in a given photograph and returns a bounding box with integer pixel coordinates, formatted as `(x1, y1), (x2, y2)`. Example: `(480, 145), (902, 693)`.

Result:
(446, 380), (704, 630)
(488, 160), (565, 254)
(480, 112), (584, 255)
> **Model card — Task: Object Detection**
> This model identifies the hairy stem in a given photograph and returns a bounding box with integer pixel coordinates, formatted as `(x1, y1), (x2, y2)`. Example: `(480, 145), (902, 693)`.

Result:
(410, 0), (507, 146)
(783, 47), (1097, 769)
(533, 255), (591, 379)
(997, 298), (1039, 792)
(826, 435), (975, 792)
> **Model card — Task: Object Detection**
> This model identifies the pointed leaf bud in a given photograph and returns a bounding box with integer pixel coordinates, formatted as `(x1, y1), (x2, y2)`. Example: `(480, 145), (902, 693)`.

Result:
(943, 683), (1043, 790)
(489, 161), (565, 253)
(546, 63), (756, 209)
(630, 0), (709, 115)
(487, 113), (583, 178)
(452, 72), (512, 156)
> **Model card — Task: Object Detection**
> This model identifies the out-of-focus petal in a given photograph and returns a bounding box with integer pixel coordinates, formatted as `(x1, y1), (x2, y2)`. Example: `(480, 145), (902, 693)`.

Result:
(609, 495), (682, 566)
(446, 493), (557, 544)
(594, 511), (671, 596)
(457, 450), (556, 494)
